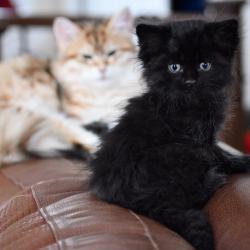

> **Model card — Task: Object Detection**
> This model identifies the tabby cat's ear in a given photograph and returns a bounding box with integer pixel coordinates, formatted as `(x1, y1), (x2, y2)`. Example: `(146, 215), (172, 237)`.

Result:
(107, 8), (133, 35)
(207, 19), (238, 56)
(53, 17), (80, 51)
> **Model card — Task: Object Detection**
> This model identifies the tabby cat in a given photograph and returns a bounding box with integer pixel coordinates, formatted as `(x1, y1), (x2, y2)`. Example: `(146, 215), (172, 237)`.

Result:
(0, 9), (141, 166)
(0, 55), (99, 166)
(51, 8), (142, 130)
(90, 19), (250, 250)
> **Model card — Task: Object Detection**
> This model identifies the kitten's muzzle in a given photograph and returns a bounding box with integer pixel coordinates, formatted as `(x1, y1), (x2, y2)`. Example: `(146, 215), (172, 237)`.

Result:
(184, 79), (196, 87)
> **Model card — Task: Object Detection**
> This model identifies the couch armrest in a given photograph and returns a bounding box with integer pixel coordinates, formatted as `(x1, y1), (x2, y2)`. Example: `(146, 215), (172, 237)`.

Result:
(1, 159), (250, 250)
(205, 174), (250, 250)
(0, 159), (193, 250)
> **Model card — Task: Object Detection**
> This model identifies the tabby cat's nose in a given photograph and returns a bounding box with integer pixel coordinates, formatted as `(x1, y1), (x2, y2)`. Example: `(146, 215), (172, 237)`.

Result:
(99, 67), (107, 79)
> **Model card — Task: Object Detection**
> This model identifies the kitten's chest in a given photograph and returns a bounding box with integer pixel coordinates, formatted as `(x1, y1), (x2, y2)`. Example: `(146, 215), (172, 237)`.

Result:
(163, 102), (222, 143)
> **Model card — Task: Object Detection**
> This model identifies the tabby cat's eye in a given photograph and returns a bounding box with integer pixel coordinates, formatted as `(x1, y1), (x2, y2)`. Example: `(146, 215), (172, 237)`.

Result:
(199, 62), (211, 71)
(168, 64), (181, 73)
(83, 54), (92, 60)
(107, 50), (116, 57)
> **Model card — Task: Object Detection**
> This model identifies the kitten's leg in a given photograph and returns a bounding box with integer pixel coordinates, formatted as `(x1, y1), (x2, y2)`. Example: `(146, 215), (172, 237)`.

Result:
(26, 114), (100, 160)
(215, 144), (250, 174)
(0, 107), (36, 166)
(146, 207), (213, 250)
(222, 154), (250, 174)
(0, 150), (28, 167)
(126, 190), (213, 250)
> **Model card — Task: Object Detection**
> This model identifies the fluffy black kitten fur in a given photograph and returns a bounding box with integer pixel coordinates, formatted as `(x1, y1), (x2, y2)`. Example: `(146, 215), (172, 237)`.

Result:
(90, 19), (250, 250)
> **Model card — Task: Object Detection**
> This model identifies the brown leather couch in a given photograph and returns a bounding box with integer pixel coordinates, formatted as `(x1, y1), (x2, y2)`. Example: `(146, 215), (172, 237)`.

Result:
(0, 158), (250, 250)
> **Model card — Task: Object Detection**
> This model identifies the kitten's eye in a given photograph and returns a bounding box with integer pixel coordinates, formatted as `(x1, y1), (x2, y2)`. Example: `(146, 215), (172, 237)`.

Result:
(199, 62), (211, 71)
(83, 54), (92, 60)
(107, 50), (116, 57)
(168, 64), (181, 73)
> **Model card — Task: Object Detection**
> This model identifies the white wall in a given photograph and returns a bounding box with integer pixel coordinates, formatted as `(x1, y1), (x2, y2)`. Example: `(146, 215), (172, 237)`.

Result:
(82, 0), (170, 17)
(241, 2), (250, 110)
(12, 0), (170, 17)
(2, 27), (56, 59)
(12, 0), (83, 16)
(3, 0), (170, 59)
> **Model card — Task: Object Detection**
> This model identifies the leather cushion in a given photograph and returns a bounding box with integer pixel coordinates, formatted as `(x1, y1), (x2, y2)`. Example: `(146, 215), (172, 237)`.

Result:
(0, 159), (194, 250)
(206, 174), (250, 250)
(1, 159), (250, 250)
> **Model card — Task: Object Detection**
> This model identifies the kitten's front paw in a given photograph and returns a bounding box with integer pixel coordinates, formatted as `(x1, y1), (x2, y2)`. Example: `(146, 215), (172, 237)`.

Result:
(241, 155), (250, 170)
(227, 155), (250, 174)
(183, 210), (214, 250)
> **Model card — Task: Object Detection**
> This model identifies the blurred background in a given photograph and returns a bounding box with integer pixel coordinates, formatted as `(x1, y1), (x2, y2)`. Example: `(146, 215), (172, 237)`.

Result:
(0, 0), (249, 152)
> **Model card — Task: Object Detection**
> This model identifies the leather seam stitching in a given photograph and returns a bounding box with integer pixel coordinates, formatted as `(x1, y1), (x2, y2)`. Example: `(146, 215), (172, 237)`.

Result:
(1, 170), (25, 189)
(129, 210), (160, 250)
(31, 185), (61, 250)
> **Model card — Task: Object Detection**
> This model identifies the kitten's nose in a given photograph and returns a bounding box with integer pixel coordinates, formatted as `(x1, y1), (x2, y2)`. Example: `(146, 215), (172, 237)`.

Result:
(185, 79), (196, 86)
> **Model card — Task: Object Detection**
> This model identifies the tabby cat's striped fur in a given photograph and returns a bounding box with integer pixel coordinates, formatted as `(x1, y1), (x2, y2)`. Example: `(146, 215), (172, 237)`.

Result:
(0, 9), (142, 166)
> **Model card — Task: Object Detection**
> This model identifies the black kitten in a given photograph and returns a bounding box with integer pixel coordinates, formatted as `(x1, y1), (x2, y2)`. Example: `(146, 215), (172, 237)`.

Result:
(90, 19), (250, 250)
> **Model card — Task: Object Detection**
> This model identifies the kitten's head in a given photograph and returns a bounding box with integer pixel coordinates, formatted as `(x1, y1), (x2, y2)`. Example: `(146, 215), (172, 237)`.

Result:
(53, 9), (136, 82)
(136, 19), (238, 99)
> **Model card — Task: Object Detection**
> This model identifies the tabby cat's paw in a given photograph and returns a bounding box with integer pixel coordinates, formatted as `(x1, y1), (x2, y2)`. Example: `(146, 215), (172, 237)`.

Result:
(81, 133), (101, 154)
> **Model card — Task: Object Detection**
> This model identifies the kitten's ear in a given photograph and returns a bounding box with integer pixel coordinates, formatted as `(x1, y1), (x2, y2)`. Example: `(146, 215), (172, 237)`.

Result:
(136, 23), (170, 48)
(107, 8), (133, 35)
(53, 17), (80, 51)
(207, 19), (238, 56)
(136, 24), (157, 44)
